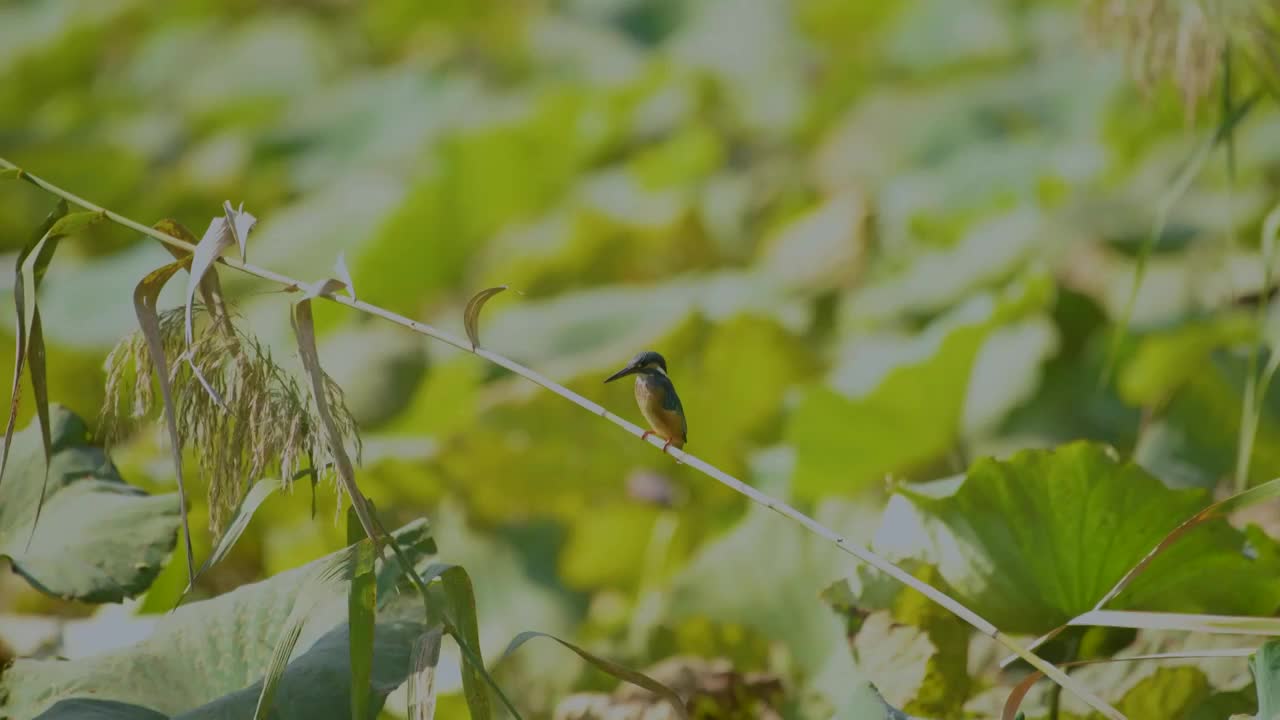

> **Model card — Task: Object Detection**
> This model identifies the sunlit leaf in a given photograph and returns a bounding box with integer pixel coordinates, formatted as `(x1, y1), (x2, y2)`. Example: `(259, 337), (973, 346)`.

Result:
(46, 210), (105, 237)
(197, 476), (281, 579)
(0, 520), (436, 720)
(881, 442), (1280, 635)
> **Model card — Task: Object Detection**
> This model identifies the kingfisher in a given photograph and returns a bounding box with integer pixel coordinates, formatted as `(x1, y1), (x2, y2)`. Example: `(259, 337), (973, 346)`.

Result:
(605, 350), (687, 453)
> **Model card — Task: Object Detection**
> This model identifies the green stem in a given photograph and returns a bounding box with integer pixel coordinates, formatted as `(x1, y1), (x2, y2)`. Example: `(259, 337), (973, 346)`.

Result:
(1047, 632), (1081, 720)
(0, 156), (1127, 720)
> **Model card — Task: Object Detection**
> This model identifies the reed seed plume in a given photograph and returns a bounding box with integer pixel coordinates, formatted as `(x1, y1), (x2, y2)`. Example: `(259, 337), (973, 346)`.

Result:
(100, 305), (362, 531)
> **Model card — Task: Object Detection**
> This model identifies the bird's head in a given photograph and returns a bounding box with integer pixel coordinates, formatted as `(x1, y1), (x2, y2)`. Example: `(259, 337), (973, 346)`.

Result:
(604, 350), (668, 383)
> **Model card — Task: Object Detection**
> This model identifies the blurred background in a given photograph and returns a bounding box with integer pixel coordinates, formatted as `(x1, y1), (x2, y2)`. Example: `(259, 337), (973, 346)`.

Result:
(2, 0), (1280, 717)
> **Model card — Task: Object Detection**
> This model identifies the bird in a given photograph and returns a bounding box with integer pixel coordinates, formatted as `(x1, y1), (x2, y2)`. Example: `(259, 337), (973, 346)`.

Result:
(605, 350), (687, 454)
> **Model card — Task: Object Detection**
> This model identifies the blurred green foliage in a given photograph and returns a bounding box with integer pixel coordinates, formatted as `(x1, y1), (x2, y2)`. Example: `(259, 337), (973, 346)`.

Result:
(4, 0), (1280, 717)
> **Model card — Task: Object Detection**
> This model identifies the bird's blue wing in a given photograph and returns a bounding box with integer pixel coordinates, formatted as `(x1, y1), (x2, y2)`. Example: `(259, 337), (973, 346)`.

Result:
(657, 375), (687, 441)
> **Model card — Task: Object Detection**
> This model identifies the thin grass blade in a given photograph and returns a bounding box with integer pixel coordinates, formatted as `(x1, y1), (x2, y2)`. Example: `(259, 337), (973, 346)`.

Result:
(1002, 647), (1257, 720)
(174, 476), (284, 608)
(1070, 610), (1280, 635)
(407, 628), (443, 720)
(1104, 92), (1261, 383)
(416, 563), (525, 720)
(17, 207), (102, 545)
(348, 506), (377, 720)
(503, 631), (689, 720)
(253, 542), (360, 720)
(1, 202), (65, 491)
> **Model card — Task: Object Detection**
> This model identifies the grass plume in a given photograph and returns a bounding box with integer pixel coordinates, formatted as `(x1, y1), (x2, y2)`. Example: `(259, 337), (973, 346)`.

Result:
(100, 304), (361, 531)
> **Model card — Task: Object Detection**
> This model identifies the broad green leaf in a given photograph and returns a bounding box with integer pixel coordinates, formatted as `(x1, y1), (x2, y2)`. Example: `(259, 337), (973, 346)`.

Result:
(0, 406), (179, 603)
(0, 520), (436, 720)
(254, 542), (362, 720)
(884, 442), (1280, 634)
(789, 274), (1052, 498)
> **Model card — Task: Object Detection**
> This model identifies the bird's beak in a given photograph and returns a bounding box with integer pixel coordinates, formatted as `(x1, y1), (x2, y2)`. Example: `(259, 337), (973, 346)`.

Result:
(605, 363), (639, 383)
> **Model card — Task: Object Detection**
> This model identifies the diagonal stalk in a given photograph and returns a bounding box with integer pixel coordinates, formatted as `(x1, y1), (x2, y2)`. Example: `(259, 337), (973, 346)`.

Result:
(0, 156), (1126, 720)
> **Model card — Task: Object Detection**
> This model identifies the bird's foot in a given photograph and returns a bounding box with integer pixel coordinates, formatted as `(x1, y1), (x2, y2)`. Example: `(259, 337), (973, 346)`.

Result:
(660, 439), (682, 464)
(640, 430), (655, 443)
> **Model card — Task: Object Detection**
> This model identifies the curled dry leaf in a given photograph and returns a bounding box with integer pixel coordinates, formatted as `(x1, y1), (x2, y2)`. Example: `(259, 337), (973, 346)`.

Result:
(183, 203), (255, 408)
(335, 251), (356, 301)
(224, 200), (257, 262)
(463, 286), (509, 350)
(154, 218), (235, 335)
(134, 257), (199, 588)
(290, 298), (381, 550)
